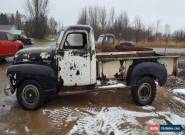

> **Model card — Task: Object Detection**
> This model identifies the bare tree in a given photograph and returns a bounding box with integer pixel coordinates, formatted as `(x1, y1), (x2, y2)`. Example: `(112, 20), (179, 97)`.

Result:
(134, 16), (143, 43)
(164, 24), (171, 44)
(24, 0), (49, 39)
(155, 20), (160, 40)
(76, 6), (163, 42)
(49, 17), (58, 36)
(88, 6), (100, 38)
(99, 7), (107, 32)
(77, 7), (88, 25)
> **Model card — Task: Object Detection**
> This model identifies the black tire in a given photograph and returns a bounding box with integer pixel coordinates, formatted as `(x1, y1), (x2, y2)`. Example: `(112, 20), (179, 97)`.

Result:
(16, 80), (44, 110)
(131, 77), (156, 106)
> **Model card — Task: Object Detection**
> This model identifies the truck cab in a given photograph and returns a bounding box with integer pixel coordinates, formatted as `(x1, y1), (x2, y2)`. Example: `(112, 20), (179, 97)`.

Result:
(5, 25), (178, 110)
(57, 26), (96, 86)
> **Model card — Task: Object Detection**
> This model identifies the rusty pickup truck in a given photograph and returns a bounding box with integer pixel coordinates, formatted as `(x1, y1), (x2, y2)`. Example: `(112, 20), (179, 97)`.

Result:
(5, 25), (178, 110)
(96, 33), (153, 52)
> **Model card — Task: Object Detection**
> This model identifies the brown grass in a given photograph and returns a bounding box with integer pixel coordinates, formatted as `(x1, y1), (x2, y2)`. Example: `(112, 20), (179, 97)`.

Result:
(136, 41), (185, 48)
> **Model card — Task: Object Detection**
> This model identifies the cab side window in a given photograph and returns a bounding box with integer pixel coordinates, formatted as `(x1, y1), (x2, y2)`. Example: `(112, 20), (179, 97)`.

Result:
(104, 36), (113, 45)
(64, 32), (87, 49)
(0, 32), (8, 40)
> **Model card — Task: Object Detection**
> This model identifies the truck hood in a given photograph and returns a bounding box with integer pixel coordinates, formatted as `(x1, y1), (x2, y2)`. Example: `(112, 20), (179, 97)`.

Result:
(14, 45), (56, 64)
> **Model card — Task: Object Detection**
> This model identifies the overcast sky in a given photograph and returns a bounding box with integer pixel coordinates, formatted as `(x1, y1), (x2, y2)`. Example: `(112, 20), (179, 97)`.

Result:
(1, 0), (185, 32)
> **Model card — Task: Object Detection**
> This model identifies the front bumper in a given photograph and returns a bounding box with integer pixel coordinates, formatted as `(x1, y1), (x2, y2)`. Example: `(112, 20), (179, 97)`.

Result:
(4, 81), (14, 96)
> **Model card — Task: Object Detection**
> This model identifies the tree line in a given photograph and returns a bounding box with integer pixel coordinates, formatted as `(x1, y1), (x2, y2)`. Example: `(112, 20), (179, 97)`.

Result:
(0, 0), (58, 39)
(77, 6), (185, 43)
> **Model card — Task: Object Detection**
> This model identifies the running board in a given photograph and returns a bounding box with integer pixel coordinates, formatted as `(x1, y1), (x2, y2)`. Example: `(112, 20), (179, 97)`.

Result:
(58, 83), (130, 96)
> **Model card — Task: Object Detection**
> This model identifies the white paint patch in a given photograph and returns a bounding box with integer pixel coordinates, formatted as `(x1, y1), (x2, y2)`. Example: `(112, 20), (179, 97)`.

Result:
(40, 52), (50, 59)
(173, 89), (185, 95)
(58, 50), (91, 86)
(141, 106), (156, 111)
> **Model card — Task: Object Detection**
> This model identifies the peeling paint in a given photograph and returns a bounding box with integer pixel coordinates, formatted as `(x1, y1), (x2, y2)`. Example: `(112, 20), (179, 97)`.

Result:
(40, 52), (50, 59)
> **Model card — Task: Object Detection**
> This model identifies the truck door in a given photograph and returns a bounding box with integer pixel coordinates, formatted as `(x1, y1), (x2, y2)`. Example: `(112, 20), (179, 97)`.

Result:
(58, 31), (92, 86)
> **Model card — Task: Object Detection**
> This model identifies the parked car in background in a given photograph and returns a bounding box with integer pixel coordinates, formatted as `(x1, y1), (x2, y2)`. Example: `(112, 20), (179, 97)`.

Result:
(14, 34), (33, 45)
(0, 31), (24, 58)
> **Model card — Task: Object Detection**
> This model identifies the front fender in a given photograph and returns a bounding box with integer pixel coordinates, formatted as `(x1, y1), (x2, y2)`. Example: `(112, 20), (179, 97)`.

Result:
(128, 62), (167, 86)
(7, 64), (57, 94)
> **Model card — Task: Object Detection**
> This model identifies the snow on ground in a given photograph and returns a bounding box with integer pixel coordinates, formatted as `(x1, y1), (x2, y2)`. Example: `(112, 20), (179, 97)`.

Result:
(43, 107), (185, 135)
(173, 96), (185, 104)
(173, 89), (185, 95)
(141, 106), (156, 111)
(99, 83), (126, 89)
(172, 88), (185, 105)
(145, 118), (166, 125)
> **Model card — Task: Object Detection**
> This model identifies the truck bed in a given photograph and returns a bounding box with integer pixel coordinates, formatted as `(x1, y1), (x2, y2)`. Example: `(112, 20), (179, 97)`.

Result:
(96, 51), (179, 80)
(96, 51), (178, 61)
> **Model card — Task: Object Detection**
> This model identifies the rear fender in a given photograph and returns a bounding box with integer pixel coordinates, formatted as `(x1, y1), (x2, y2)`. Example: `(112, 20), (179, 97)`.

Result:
(127, 62), (167, 86)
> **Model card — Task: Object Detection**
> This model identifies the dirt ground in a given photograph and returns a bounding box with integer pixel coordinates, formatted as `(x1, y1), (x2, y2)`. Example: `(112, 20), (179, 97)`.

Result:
(0, 57), (185, 135)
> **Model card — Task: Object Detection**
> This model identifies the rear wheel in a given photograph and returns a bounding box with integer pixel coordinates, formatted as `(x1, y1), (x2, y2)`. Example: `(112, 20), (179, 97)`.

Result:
(131, 77), (156, 106)
(17, 80), (44, 110)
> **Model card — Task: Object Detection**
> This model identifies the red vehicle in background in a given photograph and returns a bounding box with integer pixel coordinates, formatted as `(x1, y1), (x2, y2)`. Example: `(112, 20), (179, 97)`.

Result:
(0, 31), (24, 59)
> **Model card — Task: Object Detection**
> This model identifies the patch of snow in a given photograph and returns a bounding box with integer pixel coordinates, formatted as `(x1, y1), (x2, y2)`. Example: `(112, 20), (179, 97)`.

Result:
(145, 118), (166, 125)
(43, 107), (185, 135)
(96, 80), (101, 85)
(142, 106), (155, 111)
(158, 112), (185, 126)
(5, 129), (16, 134)
(67, 107), (158, 135)
(99, 83), (126, 89)
(173, 89), (185, 95)
(107, 80), (118, 85)
(24, 126), (30, 133)
(173, 96), (185, 105)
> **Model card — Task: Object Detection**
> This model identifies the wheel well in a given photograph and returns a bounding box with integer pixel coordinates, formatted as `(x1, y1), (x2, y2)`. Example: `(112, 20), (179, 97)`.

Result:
(126, 60), (160, 86)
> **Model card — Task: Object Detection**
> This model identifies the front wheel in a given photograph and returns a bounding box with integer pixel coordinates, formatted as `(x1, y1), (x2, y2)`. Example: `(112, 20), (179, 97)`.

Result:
(17, 80), (44, 110)
(131, 77), (156, 106)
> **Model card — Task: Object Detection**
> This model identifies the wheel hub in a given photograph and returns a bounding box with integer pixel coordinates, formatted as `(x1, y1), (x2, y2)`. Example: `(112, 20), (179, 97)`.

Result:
(138, 83), (152, 101)
(22, 84), (39, 105)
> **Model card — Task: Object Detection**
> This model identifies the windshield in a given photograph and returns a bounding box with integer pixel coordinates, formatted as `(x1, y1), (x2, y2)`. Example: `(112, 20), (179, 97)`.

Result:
(56, 30), (64, 45)
(7, 33), (15, 40)
(97, 36), (104, 44)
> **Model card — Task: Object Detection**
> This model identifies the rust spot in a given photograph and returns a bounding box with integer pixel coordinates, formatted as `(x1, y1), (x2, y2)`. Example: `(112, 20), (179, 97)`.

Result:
(173, 58), (178, 76)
